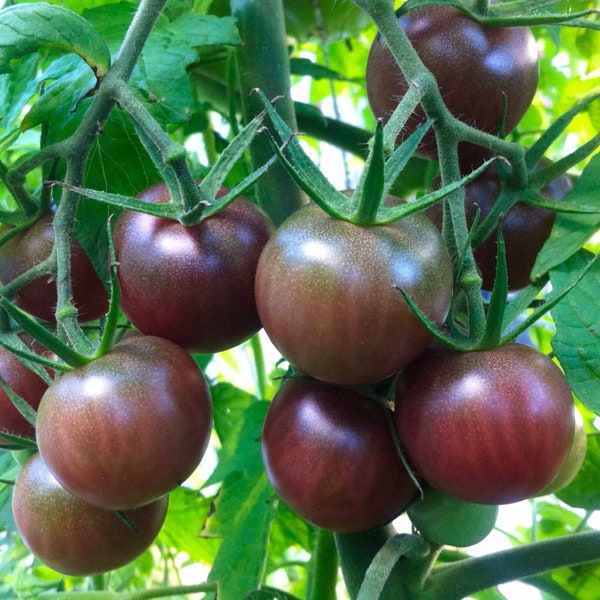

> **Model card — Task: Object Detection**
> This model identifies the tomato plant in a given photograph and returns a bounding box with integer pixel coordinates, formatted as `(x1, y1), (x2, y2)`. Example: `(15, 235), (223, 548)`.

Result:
(255, 202), (453, 385)
(0, 0), (598, 599)
(36, 335), (212, 510)
(12, 453), (168, 576)
(395, 344), (576, 505)
(113, 183), (273, 353)
(0, 213), (108, 322)
(262, 377), (417, 532)
(365, 4), (539, 170)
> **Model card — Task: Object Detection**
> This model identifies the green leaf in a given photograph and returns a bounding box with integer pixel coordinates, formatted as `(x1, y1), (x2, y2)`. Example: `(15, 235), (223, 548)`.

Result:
(533, 153), (600, 278)
(0, 54), (39, 130)
(210, 382), (257, 464)
(556, 433), (600, 510)
(290, 57), (356, 82)
(206, 470), (277, 600)
(550, 250), (600, 415)
(0, 3), (111, 78)
(0, 450), (18, 530)
(202, 401), (276, 600)
(157, 486), (219, 564)
(204, 394), (265, 487)
(21, 55), (95, 132)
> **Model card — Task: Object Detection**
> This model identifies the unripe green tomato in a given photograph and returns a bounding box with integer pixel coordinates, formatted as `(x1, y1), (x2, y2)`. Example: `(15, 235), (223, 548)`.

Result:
(536, 411), (587, 496)
(407, 486), (498, 547)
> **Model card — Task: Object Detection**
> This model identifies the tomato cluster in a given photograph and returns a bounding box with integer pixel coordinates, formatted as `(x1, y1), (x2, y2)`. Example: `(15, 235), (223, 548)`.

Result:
(257, 4), (579, 539)
(0, 1), (582, 578)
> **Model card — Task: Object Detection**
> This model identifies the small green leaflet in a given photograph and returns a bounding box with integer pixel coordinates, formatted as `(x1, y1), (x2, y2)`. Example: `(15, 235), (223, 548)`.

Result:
(0, 3), (111, 78)
(533, 153), (600, 279)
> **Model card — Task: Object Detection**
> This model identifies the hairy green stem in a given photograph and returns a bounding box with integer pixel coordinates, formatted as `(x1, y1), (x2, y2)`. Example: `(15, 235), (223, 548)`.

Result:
(351, 0), (491, 342)
(48, 0), (169, 349)
(110, 82), (203, 214)
(231, 0), (303, 225)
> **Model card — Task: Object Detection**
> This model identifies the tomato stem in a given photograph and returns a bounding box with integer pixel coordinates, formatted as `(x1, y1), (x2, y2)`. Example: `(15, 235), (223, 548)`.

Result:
(306, 528), (339, 600)
(421, 530), (600, 600)
(231, 0), (304, 225)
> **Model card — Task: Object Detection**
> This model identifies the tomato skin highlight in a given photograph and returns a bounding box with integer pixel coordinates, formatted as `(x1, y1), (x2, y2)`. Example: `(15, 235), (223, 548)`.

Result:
(35, 335), (212, 510)
(395, 344), (575, 505)
(366, 5), (539, 170)
(262, 378), (417, 532)
(0, 214), (108, 322)
(113, 183), (274, 353)
(255, 203), (453, 385)
(12, 453), (168, 576)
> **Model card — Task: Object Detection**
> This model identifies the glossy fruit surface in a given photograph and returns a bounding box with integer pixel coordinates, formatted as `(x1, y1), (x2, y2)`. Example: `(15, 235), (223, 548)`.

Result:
(36, 335), (212, 510)
(12, 453), (168, 576)
(255, 202), (453, 385)
(113, 183), (274, 353)
(262, 378), (417, 532)
(0, 214), (108, 322)
(427, 166), (573, 290)
(395, 344), (575, 504)
(365, 5), (539, 170)
(0, 337), (49, 442)
(407, 486), (498, 547)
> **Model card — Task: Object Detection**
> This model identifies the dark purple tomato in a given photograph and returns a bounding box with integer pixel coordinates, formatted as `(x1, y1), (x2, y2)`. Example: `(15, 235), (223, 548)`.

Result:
(262, 378), (417, 532)
(0, 337), (49, 442)
(427, 166), (573, 290)
(395, 344), (575, 505)
(12, 453), (168, 576)
(0, 214), (108, 322)
(365, 5), (539, 171)
(255, 202), (453, 385)
(427, 169), (573, 290)
(113, 183), (274, 353)
(36, 335), (212, 510)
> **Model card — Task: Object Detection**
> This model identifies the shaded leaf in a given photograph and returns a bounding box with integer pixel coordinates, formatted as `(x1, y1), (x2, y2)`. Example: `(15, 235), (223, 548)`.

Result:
(0, 3), (111, 77)
(533, 154), (600, 278)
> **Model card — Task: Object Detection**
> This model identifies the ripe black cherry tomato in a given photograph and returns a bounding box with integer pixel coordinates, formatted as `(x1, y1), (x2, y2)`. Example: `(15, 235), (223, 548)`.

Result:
(113, 183), (274, 353)
(366, 5), (539, 171)
(255, 202), (453, 385)
(427, 165), (573, 290)
(12, 453), (168, 576)
(395, 344), (575, 505)
(262, 378), (417, 532)
(36, 335), (212, 510)
(0, 214), (108, 322)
